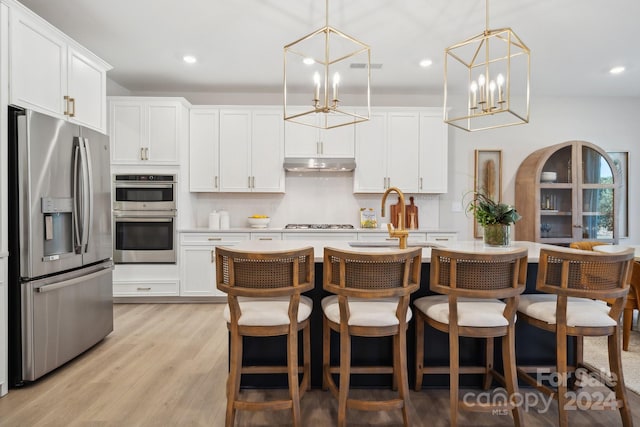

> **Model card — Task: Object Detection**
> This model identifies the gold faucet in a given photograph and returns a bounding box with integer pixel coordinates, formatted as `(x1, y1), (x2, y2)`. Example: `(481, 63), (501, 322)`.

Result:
(381, 187), (409, 249)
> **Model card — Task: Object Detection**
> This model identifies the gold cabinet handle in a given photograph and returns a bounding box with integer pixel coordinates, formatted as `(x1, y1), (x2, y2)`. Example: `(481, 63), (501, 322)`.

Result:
(64, 95), (71, 116)
(208, 237), (222, 241)
(258, 237), (273, 241)
(214, 176), (218, 188)
(69, 97), (76, 117)
(211, 250), (214, 263)
(140, 148), (145, 160)
(420, 177), (423, 190)
(145, 147), (149, 160)
(136, 287), (151, 291)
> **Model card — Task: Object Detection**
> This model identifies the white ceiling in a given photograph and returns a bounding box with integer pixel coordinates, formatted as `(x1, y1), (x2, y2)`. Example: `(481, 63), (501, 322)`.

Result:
(18, 0), (640, 97)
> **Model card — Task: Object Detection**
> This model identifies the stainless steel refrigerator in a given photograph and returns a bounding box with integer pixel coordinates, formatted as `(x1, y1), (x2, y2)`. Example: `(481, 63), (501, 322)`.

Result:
(7, 107), (114, 386)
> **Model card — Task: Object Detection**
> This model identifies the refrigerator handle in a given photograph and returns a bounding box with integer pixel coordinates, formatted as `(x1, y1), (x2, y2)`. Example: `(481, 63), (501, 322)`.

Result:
(82, 137), (94, 252)
(72, 141), (82, 253)
(77, 138), (91, 253)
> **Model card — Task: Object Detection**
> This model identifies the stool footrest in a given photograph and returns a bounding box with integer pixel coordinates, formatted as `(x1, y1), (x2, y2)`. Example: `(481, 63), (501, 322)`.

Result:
(242, 365), (304, 374)
(234, 399), (293, 412)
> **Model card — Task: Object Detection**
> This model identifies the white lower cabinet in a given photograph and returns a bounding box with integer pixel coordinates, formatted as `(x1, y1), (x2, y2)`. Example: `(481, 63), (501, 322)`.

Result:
(179, 233), (250, 297)
(426, 232), (458, 244)
(113, 264), (179, 297)
(0, 257), (6, 396)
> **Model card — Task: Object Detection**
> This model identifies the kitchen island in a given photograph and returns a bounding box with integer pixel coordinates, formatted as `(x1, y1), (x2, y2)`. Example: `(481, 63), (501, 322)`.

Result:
(225, 240), (565, 389)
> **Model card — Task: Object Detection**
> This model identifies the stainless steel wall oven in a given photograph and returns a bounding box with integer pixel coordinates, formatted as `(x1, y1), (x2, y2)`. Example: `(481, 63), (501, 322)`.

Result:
(113, 174), (177, 264)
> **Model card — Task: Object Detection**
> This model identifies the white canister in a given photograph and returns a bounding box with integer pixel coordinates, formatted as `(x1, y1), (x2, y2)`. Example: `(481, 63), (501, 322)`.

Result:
(208, 211), (220, 230)
(219, 210), (230, 230)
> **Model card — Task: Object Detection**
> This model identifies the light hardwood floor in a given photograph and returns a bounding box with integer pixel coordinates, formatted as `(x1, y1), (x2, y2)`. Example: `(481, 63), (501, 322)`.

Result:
(1, 303), (639, 426)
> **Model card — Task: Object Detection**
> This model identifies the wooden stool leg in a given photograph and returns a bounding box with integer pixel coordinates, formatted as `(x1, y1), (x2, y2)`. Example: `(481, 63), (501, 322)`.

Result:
(392, 335), (398, 391)
(338, 327), (351, 427)
(397, 325), (411, 427)
(556, 329), (569, 427)
(608, 329), (633, 426)
(623, 307), (632, 351)
(322, 315), (330, 391)
(449, 328), (459, 426)
(483, 337), (494, 390)
(502, 327), (523, 427)
(303, 322), (311, 391)
(287, 325), (301, 427)
(226, 329), (242, 427)
(415, 313), (425, 391)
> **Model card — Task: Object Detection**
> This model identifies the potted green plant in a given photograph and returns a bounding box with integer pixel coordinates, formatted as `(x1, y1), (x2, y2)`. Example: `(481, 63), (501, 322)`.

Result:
(467, 192), (522, 246)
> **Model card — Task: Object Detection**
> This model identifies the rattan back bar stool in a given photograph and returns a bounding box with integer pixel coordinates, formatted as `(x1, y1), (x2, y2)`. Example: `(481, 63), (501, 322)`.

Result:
(516, 247), (635, 427)
(216, 246), (314, 427)
(321, 247), (422, 427)
(414, 247), (528, 426)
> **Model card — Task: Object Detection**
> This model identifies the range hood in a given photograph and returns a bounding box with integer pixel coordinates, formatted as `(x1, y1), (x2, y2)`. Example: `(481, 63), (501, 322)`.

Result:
(283, 157), (356, 172)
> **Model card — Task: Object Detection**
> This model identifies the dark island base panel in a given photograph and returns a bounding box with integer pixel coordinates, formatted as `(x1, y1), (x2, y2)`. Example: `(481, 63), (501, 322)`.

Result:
(240, 263), (574, 389)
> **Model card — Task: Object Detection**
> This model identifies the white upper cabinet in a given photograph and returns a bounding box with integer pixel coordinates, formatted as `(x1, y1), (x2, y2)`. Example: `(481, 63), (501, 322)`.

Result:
(219, 108), (284, 193)
(354, 110), (420, 193)
(9, 4), (110, 132)
(354, 108), (448, 194)
(284, 108), (355, 158)
(189, 108), (220, 192)
(108, 97), (189, 165)
(418, 112), (448, 193)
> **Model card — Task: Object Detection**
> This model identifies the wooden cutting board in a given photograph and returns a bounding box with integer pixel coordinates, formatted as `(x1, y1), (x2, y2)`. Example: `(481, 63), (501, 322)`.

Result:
(389, 198), (403, 229)
(406, 196), (419, 229)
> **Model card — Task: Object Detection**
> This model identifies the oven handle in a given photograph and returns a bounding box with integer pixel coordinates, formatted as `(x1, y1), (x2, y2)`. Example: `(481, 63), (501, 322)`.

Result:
(114, 216), (174, 222)
(114, 183), (174, 189)
(113, 210), (176, 218)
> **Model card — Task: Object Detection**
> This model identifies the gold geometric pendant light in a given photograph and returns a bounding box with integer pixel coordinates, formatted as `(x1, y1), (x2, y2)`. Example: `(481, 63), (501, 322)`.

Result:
(284, 0), (370, 129)
(444, 0), (530, 132)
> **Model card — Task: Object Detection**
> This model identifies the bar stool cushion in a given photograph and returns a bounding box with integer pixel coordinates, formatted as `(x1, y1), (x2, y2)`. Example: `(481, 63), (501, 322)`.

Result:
(414, 295), (509, 327)
(321, 295), (412, 327)
(223, 295), (313, 326)
(518, 294), (616, 327)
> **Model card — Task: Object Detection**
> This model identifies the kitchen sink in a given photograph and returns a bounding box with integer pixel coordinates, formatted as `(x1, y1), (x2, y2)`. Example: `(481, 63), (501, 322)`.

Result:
(347, 241), (442, 248)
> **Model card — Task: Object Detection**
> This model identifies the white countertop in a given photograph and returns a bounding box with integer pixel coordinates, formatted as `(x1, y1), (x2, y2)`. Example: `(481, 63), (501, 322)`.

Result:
(179, 227), (458, 233)
(225, 240), (552, 263)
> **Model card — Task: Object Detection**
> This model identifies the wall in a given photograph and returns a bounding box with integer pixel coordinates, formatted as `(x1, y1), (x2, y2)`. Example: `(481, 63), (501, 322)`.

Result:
(119, 86), (640, 244)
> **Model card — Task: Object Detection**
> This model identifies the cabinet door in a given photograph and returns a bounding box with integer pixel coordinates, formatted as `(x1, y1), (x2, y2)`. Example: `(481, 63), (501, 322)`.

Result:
(319, 124), (355, 157)
(578, 145), (616, 240)
(284, 110), (320, 157)
(419, 113), (448, 193)
(180, 246), (221, 297)
(109, 102), (145, 163)
(189, 109), (220, 192)
(354, 111), (387, 192)
(10, 8), (66, 118)
(387, 112), (420, 192)
(67, 47), (106, 132)
(251, 110), (284, 192)
(147, 103), (180, 164)
(219, 110), (251, 192)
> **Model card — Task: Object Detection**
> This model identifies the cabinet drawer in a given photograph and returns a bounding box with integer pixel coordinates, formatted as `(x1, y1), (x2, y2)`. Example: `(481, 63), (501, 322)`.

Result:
(180, 233), (250, 245)
(426, 233), (457, 243)
(251, 232), (282, 241)
(113, 280), (179, 297)
(283, 232), (358, 241)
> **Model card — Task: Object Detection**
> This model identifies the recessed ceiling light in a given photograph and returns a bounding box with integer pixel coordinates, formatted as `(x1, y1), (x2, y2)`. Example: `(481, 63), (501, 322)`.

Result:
(303, 57), (315, 65)
(419, 59), (433, 68)
(183, 55), (197, 64)
(609, 66), (625, 74)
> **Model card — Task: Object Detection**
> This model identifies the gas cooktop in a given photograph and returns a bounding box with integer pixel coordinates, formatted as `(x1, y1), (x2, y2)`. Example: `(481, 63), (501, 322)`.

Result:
(284, 224), (355, 230)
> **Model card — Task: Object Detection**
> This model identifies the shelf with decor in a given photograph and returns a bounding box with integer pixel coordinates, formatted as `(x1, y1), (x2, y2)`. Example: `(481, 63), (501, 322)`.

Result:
(515, 140), (619, 245)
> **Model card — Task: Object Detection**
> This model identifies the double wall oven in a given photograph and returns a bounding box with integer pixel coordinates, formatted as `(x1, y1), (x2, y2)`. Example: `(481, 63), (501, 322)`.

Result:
(113, 174), (177, 263)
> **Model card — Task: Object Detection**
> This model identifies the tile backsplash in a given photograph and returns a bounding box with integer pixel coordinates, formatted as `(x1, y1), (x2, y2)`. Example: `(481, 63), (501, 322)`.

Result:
(186, 172), (440, 229)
